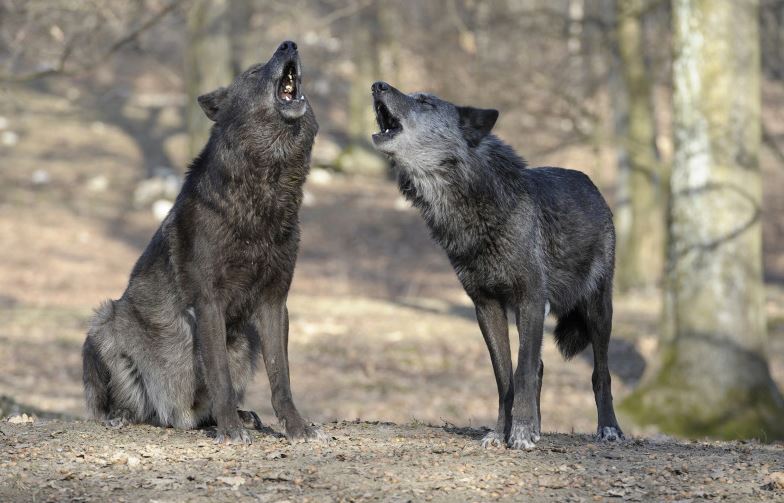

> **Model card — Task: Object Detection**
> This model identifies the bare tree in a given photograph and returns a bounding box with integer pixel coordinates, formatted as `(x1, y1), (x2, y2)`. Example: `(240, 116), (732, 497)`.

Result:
(621, 0), (784, 440)
(0, 0), (184, 83)
(185, 0), (232, 157)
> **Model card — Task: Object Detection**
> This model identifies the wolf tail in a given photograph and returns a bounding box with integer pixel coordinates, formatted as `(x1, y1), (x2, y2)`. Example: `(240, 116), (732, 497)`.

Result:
(553, 307), (591, 360)
(82, 301), (115, 419)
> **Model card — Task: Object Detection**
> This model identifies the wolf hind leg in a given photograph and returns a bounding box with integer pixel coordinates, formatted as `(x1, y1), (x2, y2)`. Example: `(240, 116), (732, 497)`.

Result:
(237, 410), (264, 430)
(84, 300), (159, 426)
(585, 279), (623, 441)
(82, 329), (112, 420)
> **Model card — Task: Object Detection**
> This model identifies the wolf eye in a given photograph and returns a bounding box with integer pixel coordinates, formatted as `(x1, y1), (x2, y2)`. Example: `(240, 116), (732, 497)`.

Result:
(417, 95), (433, 107)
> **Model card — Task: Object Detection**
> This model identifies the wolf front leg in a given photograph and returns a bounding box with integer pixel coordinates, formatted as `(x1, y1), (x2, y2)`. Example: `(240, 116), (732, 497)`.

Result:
(473, 296), (513, 448)
(196, 299), (250, 444)
(509, 296), (546, 450)
(257, 298), (325, 442)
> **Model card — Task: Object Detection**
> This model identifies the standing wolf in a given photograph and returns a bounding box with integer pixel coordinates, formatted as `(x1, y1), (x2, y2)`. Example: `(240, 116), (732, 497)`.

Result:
(82, 41), (323, 444)
(370, 81), (623, 449)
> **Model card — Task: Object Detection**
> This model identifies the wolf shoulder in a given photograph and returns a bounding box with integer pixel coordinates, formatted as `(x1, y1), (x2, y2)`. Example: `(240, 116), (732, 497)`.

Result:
(520, 166), (612, 218)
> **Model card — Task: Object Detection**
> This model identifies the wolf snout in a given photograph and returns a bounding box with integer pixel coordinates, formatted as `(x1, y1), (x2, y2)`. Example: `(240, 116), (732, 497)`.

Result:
(277, 40), (298, 54)
(371, 81), (390, 94)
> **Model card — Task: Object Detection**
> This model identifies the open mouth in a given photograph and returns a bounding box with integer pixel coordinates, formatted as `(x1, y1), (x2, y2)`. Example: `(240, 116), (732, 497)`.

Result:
(277, 60), (300, 103)
(373, 99), (402, 141)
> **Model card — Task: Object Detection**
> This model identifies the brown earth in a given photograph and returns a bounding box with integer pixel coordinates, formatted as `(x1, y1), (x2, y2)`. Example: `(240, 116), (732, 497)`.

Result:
(1, 88), (783, 501)
(2, 419), (784, 502)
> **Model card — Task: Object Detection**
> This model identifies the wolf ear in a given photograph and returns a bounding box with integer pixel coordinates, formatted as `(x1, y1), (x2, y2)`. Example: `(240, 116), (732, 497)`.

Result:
(197, 87), (228, 121)
(457, 106), (499, 147)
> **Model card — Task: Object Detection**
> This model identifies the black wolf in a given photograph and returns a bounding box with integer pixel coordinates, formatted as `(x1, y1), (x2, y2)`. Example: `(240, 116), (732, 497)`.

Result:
(82, 41), (323, 444)
(370, 81), (623, 449)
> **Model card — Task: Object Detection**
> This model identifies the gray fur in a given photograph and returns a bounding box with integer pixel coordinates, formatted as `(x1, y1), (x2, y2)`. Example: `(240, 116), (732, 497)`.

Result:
(83, 41), (323, 444)
(370, 81), (624, 449)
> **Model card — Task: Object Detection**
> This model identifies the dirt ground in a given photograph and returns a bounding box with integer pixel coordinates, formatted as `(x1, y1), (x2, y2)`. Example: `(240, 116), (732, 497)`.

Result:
(1, 87), (784, 501)
(2, 419), (784, 502)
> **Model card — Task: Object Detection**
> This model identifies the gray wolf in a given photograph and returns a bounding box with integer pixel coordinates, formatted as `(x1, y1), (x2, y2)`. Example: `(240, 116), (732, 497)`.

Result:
(82, 41), (322, 444)
(370, 81), (623, 449)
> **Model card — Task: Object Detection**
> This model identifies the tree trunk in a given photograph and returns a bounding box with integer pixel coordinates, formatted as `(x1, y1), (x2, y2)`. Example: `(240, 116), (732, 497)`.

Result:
(621, 0), (784, 441)
(347, 9), (379, 145)
(185, 0), (233, 158)
(335, 6), (387, 176)
(613, 0), (665, 292)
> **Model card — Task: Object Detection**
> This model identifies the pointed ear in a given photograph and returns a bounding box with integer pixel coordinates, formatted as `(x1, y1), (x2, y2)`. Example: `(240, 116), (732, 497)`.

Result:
(457, 106), (499, 147)
(197, 87), (228, 121)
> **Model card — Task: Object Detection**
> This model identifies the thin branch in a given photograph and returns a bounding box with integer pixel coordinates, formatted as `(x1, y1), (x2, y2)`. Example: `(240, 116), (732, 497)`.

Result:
(316, 0), (375, 29)
(0, 0), (187, 83)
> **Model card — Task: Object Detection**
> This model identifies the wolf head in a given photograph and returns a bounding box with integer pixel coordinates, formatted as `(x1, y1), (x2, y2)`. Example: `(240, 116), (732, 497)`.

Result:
(197, 41), (316, 149)
(370, 81), (498, 166)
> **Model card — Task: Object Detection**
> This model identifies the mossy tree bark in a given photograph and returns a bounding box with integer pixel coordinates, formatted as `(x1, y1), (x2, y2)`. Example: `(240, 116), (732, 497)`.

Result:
(613, 0), (665, 292)
(621, 0), (784, 441)
(185, 0), (233, 158)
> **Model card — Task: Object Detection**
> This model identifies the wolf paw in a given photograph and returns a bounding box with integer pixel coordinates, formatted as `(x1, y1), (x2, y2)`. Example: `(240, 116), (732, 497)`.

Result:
(104, 418), (129, 429)
(213, 426), (252, 445)
(597, 426), (624, 442)
(508, 420), (540, 450)
(480, 430), (505, 448)
(237, 409), (264, 431)
(103, 414), (131, 429)
(286, 422), (329, 443)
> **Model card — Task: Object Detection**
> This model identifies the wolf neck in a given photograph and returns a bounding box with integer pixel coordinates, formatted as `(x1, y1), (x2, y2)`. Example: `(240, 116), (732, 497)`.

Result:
(187, 131), (312, 236)
(201, 127), (312, 187)
(396, 137), (527, 253)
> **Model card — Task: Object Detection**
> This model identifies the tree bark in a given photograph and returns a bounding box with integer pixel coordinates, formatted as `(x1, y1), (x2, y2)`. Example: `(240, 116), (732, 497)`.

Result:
(613, 0), (665, 292)
(621, 0), (784, 441)
(185, 0), (233, 158)
(335, 5), (387, 176)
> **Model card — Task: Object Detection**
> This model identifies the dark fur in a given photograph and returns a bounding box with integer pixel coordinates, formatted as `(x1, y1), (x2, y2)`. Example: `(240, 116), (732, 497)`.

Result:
(370, 81), (623, 449)
(82, 41), (323, 444)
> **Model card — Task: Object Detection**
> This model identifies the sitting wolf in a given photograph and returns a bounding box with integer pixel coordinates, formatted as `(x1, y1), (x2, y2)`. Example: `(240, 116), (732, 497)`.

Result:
(82, 41), (322, 444)
(370, 81), (623, 449)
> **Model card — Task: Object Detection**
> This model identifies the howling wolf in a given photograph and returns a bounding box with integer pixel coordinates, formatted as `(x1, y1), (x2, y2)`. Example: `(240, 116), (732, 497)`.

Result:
(82, 41), (323, 444)
(370, 81), (623, 449)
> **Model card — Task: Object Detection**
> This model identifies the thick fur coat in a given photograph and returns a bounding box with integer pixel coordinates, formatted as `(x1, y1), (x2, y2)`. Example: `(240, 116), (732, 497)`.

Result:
(371, 81), (623, 449)
(82, 41), (322, 444)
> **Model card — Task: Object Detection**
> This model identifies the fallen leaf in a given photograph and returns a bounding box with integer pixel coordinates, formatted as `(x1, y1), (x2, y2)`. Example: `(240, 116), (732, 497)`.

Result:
(217, 476), (245, 490)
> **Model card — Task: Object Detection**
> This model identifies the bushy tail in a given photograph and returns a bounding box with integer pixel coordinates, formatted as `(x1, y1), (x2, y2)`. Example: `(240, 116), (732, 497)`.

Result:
(553, 307), (591, 360)
(82, 301), (114, 419)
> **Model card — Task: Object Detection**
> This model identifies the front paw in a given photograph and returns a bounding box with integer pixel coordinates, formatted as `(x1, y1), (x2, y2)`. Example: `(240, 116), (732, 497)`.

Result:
(508, 419), (540, 450)
(481, 430), (505, 448)
(103, 410), (133, 429)
(597, 425), (624, 442)
(213, 426), (252, 445)
(284, 419), (328, 443)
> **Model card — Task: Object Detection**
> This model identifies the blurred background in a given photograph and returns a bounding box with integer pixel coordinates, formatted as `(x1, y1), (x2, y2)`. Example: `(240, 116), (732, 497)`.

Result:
(0, 0), (782, 440)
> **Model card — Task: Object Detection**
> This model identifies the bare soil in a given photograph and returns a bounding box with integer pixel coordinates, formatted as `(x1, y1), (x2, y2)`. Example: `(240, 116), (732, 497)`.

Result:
(1, 87), (783, 502)
(2, 419), (784, 502)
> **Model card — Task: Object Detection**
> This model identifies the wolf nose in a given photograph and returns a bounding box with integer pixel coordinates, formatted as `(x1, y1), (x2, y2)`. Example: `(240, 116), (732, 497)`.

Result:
(278, 41), (297, 53)
(372, 81), (390, 94)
